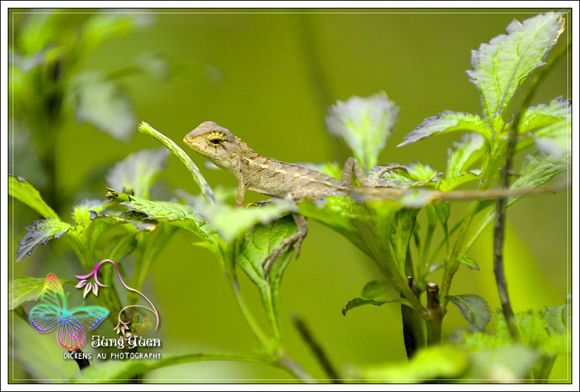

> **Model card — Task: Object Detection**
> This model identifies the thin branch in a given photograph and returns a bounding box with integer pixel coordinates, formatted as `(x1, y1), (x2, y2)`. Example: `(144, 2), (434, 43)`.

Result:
(292, 314), (342, 383)
(357, 181), (567, 202)
(426, 282), (443, 345)
(69, 349), (90, 370)
(493, 38), (569, 341)
(493, 132), (520, 339)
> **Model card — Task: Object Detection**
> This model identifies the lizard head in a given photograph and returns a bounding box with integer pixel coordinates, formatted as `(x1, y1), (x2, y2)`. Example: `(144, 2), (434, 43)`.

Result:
(183, 121), (246, 171)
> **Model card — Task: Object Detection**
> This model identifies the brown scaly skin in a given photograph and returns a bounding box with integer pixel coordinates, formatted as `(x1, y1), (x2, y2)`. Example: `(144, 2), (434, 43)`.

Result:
(183, 121), (373, 274)
(184, 121), (565, 273)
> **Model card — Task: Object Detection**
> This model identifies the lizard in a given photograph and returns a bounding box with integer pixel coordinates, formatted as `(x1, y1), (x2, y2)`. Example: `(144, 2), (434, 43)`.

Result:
(183, 120), (565, 274)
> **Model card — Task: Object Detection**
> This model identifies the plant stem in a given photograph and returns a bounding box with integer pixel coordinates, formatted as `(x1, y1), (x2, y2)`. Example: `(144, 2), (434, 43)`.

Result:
(70, 349), (90, 370)
(260, 284), (281, 342)
(493, 179), (519, 339)
(292, 314), (342, 383)
(230, 275), (271, 349)
(400, 276), (425, 358)
(278, 356), (315, 383)
(426, 282), (443, 345)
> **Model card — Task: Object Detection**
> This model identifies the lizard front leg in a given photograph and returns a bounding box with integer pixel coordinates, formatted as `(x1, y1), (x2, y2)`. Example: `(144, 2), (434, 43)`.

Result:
(262, 212), (308, 276)
(236, 179), (246, 207)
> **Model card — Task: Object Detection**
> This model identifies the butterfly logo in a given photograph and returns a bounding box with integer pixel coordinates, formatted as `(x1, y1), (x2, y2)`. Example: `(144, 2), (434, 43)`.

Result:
(29, 273), (109, 350)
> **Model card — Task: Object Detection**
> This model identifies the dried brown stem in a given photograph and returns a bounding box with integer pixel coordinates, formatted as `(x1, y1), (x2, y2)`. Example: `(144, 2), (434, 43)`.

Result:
(292, 314), (342, 383)
(426, 282), (443, 345)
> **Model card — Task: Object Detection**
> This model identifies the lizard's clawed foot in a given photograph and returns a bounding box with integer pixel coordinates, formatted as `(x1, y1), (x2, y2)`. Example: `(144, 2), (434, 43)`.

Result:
(261, 231), (306, 277)
(367, 164), (408, 186)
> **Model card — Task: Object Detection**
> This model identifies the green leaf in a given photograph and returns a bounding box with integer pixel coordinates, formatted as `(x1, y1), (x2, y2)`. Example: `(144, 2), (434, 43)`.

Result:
(81, 13), (152, 51)
(9, 277), (74, 310)
(194, 199), (294, 242)
(389, 209), (419, 272)
(361, 280), (392, 298)
(466, 345), (541, 381)
(326, 92), (398, 171)
(305, 161), (342, 180)
(441, 171), (481, 192)
(370, 166), (415, 188)
(406, 163), (439, 184)
(238, 216), (298, 332)
(520, 98), (571, 159)
(17, 219), (71, 261)
(467, 12), (565, 122)
(106, 148), (169, 198)
(341, 297), (394, 316)
(237, 216), (297, 283)
(9, 277), (46, 310)
(17, 13), (62, 54)
(462, 309), (570, 356)
(298, 196), (375, 251)
(119, 194), (209, 239)
(72, 73), (135, 140)
(463, 153), (567, 253)
(399, 111), (489, 147)
(531, 99), (571, 158)
(542, 304), (569, 335)
(361, 345), (469, 382)
(138, 121), (215, 203)
(342, 280), (405, 316)
(71, 199), (108, 227)
(300, 195), (423, 312)
(448, 294), (490, 331)
(442, 134), (485, 191)
(458, 254), (480, 271)
(432, 202), (450, 226)
(511, 154), (568, 190)
(9, 176), (59, 219)
(13, 316), (79, 380)
(520, 97), (571, 133)
(534, 125), (571, 159)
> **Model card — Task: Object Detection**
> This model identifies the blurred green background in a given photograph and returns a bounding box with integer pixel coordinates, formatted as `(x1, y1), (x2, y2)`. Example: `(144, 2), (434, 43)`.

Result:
(9, 9), (570, 382)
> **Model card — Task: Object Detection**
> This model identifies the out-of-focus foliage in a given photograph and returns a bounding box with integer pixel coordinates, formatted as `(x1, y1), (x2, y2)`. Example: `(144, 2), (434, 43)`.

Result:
(8, 9), (570, 384)
(327, 93), (399, 171)
(10, 11), (168, 211)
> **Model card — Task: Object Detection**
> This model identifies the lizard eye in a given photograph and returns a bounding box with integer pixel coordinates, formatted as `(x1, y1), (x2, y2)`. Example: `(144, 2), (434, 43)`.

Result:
(207, 131), (226, 146)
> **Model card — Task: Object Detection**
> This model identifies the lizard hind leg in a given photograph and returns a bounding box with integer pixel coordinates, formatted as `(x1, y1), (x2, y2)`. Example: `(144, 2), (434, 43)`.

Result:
(367, 164), (408, 186)
(262, 213), (308, 276)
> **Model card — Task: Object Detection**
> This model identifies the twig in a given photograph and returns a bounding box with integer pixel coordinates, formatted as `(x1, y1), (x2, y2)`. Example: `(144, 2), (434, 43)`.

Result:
(493, 135), (519, 339)
(70, 349), (90, 370)
(426, 282), (443, 345)
(292, 314), (342, 383)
